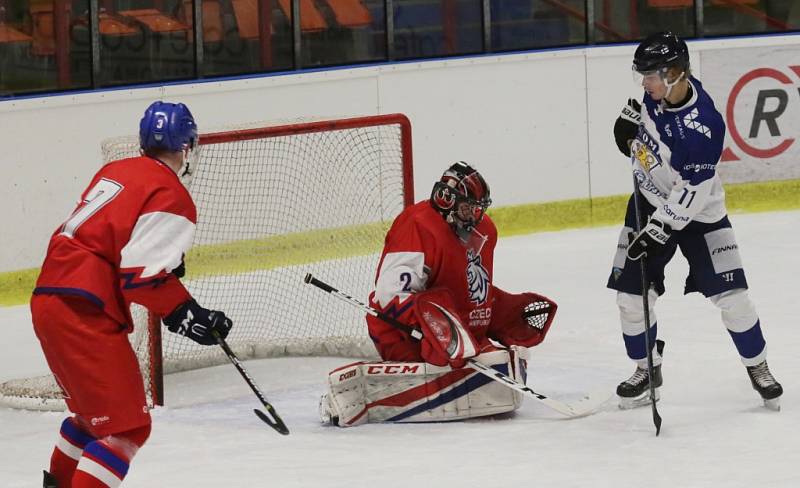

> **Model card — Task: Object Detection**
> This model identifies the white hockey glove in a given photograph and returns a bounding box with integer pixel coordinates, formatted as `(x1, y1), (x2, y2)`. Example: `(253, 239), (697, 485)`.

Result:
(627, 217), (671, 261)
(614, 98), (642, 157)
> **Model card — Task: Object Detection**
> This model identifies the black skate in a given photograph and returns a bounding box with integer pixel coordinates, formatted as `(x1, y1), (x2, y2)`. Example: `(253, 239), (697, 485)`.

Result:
(43, 470), (58, 488)
(746, 360), (783, 411)
(617, 340), (665, 409)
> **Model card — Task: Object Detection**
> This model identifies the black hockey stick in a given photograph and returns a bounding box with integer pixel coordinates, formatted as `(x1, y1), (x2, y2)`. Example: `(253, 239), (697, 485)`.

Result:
(303, 273), (605, 418)
(213, 331), (290, 435)
(630, 174), (663, 436)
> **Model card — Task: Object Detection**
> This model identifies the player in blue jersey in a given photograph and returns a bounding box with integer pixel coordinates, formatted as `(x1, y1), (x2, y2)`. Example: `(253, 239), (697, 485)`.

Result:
(608, 32), (782, 410)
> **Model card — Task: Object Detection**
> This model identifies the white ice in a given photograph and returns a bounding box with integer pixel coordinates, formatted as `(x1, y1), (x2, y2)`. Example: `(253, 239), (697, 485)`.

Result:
(2, 210), (798, 487)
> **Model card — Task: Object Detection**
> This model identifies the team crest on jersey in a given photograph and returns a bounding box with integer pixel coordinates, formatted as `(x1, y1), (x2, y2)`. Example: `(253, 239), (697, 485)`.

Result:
(466, 249), (490, 305)
(632, 140), (662, 172)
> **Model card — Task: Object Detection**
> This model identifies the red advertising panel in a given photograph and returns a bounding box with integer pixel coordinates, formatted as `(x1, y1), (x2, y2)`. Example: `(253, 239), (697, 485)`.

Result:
(701, 45), (800, 183)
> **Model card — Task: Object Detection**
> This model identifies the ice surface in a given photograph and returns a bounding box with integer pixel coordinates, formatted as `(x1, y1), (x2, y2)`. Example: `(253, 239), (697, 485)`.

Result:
(1, 211), (798, 487)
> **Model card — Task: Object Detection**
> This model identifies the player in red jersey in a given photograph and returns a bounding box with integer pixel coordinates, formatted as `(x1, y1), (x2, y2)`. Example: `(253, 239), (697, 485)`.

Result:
(33, 101), (233, 488)
(319, 162), (558, 426)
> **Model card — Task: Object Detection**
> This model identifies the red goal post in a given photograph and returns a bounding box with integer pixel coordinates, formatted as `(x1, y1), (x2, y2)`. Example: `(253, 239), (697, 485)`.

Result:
(0, 113), (414, 411)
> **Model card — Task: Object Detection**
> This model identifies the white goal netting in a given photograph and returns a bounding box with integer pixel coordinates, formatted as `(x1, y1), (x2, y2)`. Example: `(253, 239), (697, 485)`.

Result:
(0, 114), (413, 410)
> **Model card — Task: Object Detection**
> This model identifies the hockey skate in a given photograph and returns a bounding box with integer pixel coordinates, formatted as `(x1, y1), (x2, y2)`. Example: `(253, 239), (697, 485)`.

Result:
(746, 360), (783, 411)
(319, 393), (340, 426)
(617, 340), (665, 410)
(43, 470), (57, 488)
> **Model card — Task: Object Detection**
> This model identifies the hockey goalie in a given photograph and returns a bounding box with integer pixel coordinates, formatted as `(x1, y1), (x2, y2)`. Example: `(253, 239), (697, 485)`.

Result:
(319, 162), (558, 426)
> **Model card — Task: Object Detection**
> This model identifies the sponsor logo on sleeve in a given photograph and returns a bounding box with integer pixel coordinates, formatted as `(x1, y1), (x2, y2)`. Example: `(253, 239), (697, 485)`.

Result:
(683, 163), (717, 172)
(663, 206), (690, 223)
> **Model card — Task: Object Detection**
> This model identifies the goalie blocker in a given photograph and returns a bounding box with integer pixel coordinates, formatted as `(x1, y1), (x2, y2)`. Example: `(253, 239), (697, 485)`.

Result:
(320, 347), (528, 426)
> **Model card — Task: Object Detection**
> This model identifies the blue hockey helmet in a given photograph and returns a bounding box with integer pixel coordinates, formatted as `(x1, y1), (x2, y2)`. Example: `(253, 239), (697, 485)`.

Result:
(139, 101), (198, 153)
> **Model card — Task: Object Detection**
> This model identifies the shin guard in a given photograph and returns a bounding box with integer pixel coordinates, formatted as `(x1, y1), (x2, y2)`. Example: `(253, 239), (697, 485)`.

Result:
(50, 417), (97, 488)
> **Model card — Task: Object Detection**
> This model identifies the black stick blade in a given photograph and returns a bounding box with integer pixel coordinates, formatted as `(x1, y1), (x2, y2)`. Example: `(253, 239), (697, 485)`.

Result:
(254, 408), (290, 435)
(654, 407), (662, 436)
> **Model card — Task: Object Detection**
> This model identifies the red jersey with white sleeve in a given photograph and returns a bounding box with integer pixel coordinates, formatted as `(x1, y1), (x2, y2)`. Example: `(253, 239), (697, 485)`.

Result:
(34, 156), (195, 330)
(367, 200), (497, 360)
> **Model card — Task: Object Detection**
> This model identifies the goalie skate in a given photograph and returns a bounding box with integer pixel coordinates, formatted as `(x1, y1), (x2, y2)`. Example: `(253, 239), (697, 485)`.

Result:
(319, 393), (340, 426)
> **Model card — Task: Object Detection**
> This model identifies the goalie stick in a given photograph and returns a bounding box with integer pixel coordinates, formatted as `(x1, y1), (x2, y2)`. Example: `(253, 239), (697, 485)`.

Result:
(303, 273), (605, 418)
(213, 331), (290, 435)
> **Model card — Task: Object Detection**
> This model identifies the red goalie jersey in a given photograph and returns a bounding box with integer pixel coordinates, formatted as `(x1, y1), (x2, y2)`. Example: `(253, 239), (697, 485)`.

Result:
(34, 156), (195, 330)
(367, 200), (556, 364)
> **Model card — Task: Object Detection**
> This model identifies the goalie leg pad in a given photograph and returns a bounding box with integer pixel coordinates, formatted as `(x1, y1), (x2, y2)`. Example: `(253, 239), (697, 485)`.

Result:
(320, 348), (529, 427)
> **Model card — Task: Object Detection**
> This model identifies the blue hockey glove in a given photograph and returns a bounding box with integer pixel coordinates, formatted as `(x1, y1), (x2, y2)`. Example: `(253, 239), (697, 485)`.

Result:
(163, 299), (233, 345)
(627, 217), (670, 261)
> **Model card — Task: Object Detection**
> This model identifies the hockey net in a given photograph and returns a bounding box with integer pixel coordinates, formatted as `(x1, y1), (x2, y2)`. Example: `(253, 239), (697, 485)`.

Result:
(0, 114), (413, 411)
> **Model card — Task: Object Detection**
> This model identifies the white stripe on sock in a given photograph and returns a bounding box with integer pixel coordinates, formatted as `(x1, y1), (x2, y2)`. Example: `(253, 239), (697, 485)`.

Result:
(56, 436), (83, 461)
(741, 348), (767, 367)
(76, 456), (123, 488)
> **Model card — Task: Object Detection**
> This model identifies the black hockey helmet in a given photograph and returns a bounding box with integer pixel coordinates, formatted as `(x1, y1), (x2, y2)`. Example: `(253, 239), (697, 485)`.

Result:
(430, 161), (491, 233)
(633, 32), (689, 75)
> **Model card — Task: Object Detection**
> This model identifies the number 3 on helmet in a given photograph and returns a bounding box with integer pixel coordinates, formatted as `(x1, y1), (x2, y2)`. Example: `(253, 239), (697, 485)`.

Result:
(139, 101), (198, 154)
(431, 161), (492, 233)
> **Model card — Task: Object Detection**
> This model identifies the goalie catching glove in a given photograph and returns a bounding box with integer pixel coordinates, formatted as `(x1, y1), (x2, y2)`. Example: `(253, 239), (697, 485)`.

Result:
(163, 299), (233, 345)
(414, 288), (480, 368)
(488, 286), (557, 348)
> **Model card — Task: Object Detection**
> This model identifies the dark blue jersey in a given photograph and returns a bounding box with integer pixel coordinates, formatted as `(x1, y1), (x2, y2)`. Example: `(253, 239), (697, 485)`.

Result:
(631, 77), (728, 230)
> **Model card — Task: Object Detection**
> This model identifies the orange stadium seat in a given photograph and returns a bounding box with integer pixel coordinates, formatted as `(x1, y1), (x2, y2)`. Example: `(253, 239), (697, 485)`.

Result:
(0, 22), (32, 43)
(231, 0), (326, 39)
(30, 2), (57, 55)
(119, 8), (190, 33)
(179, 0), (225, 42)
(323, 0), (372, 28)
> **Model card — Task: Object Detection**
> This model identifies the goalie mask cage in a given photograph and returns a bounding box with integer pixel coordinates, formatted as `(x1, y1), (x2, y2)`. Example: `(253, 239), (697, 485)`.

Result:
(0, 114), (413, 411)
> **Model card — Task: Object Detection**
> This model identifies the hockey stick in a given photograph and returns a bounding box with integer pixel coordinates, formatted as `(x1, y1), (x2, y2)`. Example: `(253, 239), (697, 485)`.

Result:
(303, 273), (603, 418)
(630, 174), (663, 436)
(213, 331), (290, 435)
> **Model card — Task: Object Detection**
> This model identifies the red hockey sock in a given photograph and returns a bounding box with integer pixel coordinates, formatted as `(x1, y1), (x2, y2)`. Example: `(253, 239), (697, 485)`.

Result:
(50, 417), (97, 488)
(72, 423), (151, 488)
